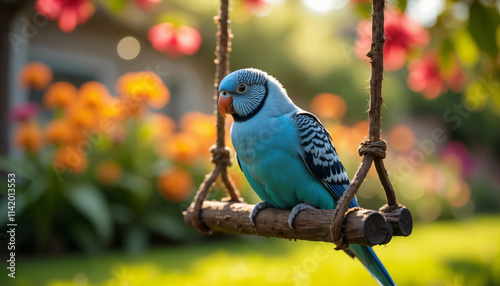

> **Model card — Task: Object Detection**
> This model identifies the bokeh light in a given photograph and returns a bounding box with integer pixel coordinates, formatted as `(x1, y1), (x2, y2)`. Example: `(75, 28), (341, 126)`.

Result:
(302, 0), (349, 13)
(157, 166), (195, 202)
(310, 93), (347, 120)
(389, 124), (415, 152)
(117, 36), (141, 60)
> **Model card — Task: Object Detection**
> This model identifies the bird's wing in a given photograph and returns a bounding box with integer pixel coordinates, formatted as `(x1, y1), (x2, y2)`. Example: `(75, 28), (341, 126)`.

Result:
(293, 111), (357, 208)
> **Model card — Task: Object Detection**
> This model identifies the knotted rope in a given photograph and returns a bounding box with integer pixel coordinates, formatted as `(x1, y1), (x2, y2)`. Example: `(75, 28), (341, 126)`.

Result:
(358, 140), (386, 158)
(330, 0), (405, 250)
(211, 146), (232, 166)
(183, 0), (242, 234)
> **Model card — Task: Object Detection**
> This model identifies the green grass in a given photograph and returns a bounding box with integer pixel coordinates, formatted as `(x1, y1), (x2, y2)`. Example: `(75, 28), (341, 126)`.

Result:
(3, 216), (500, 286)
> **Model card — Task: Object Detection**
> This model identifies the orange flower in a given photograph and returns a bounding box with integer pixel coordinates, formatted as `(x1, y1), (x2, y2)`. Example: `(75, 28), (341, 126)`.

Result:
(14, 121), (43, 152)
(66, 104), (98, 130)
(101, 98), (130, 120)
(310, 93), (347, 120)
(116, 71), (170, 109)
(44, 119), (74, 144)
(157, 132), (199, 164)
(53, 146), (88, 174)
(144, 114), (176, 140)
(388, 125), (415, 152)
(43, 81), (78, 110)
(18, 62), (53, 91)
(78, 81), (111, 112)
(157, 166), (194, 202)
(96, 161), (123, 185)
(180, 112), (216, 155)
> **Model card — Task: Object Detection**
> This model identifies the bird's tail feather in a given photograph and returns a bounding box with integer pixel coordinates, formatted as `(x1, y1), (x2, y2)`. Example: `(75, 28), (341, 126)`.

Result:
(348, 244), (395, 286)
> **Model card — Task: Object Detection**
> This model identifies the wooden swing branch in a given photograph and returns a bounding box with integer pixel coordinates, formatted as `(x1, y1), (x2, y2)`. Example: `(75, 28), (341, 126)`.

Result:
(184, 0), (412, 248)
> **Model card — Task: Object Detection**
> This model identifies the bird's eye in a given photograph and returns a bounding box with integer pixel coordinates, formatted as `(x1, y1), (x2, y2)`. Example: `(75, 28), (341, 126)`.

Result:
(237, 83), (247, 93)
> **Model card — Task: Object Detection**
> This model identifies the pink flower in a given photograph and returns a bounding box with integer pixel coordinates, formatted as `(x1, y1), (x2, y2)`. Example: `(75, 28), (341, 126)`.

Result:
(407, 52), (466, 99)
(441, 141), (475, 178)
(133, 0), (161, 12)
(35, 0), (95, 33)
(148, 23), (202, 58)
(9, 102), (40, 122)
(355, 8), (429, 71)
(242, 0), (271, 15)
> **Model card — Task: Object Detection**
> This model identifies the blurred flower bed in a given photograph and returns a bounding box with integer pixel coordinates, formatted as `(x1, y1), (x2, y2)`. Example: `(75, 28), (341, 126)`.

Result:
(1, 62), (248, 254)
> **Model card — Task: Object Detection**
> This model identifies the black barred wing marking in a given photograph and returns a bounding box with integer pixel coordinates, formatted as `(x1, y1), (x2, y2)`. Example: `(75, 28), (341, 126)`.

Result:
(294, 112), (356, 207)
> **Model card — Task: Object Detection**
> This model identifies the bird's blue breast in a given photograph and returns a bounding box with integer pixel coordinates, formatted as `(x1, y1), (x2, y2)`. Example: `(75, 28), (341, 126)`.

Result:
(231, 113), (337, 210)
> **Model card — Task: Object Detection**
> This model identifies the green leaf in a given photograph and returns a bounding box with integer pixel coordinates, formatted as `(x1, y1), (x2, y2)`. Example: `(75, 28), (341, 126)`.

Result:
(27, 177), (48, 203)
(142, 213), (189, 241)
(110, 204), (134, 224)
(497, 26), (500, 51)
(438, 37), (455, 74)
(69, 223), (101, 253)
(464, 79), (490, 112)
(0, 157), (38, 180)
(396, 0), (408, 12)
(103, 0), (127, 14)
(124, 225), (148, 255)
(467, 0), (500, 58)
(65, 183), (112, 244)
(455, 29), (480, 67)
(118, 172), (152, 199)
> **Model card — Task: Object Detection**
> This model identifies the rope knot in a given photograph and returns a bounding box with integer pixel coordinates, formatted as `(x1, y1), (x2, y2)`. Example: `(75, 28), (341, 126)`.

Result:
(210, 146), (232, 166)
(358, 140), (386, 159)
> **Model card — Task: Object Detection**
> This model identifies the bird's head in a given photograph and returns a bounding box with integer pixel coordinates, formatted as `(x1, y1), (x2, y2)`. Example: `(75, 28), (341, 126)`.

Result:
(218, 68), (273, 121)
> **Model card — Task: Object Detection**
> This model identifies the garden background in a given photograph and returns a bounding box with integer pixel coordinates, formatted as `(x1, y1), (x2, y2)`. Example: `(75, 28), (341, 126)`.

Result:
(1, 0), (500, 285)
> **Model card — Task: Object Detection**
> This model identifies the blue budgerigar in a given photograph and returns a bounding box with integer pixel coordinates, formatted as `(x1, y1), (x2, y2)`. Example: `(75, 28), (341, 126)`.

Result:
(218, 68), (395, 286)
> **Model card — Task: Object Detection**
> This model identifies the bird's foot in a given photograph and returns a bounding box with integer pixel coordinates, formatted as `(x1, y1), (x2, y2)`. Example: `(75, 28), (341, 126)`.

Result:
(250, 202), (270, 227)
(288, 203), (316, 229)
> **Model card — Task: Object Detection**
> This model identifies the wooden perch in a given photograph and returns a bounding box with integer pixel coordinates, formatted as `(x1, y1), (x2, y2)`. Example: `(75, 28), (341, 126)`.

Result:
(184, 201), (412, 247)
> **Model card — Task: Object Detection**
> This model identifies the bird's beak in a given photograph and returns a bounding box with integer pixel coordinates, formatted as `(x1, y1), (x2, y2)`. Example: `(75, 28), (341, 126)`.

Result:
(218, 91), (235, 117)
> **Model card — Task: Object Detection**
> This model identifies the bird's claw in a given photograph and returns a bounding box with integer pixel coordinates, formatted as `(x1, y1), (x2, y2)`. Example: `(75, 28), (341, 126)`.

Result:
(250, 202), (270, 227)
(288, 203), (316, 229)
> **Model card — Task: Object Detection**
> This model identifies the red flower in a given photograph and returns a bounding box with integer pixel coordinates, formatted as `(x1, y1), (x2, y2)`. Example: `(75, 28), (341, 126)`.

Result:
(148, 23), (202, 57)
(133, 0), (161, 12)
(9, 102), (40, 122)
(242, 0), (271, 15)
(35, 0), (95, 33)
(407, 52), (466, 99)
(355, 8), (429, 71)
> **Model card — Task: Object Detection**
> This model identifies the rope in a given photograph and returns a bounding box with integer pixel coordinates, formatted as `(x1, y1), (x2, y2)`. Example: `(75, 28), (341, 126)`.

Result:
(332, 207), (361, 250)
(184, 0), (242, 234)
(330, 0), (402, 250)
(211, 146), (232, 166)
(358, 140), (386, 158)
